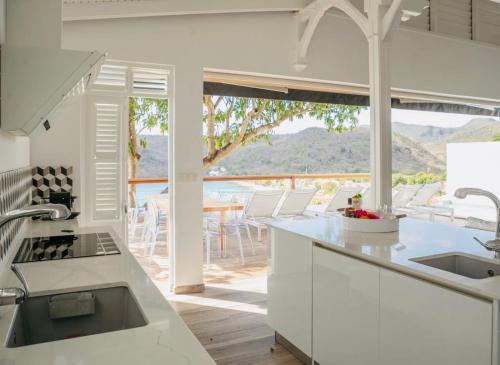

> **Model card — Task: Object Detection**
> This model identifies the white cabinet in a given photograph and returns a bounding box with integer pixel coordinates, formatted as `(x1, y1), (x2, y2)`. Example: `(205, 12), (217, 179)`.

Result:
(313, 246), (379, 365)
(268, 228), (313, 356)
(379, 269), (493, 365)
(311, 246), (494, 365)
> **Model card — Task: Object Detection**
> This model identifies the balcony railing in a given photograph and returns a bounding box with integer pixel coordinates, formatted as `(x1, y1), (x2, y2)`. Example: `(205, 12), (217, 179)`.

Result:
(128, 173), (370, 189)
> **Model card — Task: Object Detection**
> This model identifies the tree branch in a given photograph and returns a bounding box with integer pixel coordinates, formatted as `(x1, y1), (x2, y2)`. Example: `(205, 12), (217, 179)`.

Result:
(204, 95), (216, 158)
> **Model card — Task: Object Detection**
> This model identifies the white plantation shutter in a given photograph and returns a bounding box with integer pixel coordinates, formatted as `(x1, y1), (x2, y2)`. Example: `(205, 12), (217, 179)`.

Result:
(92, 63), (128, 91)
(431, 0), (473, 39)
(88, 96), (126, 222)
(131, 67), (169, 97)
(473, 0), (500, 46)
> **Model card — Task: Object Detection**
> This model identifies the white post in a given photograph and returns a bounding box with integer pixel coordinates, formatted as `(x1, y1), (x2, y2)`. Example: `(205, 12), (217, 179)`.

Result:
(366, 0), (399, 209)
(170, 65), (205, 294)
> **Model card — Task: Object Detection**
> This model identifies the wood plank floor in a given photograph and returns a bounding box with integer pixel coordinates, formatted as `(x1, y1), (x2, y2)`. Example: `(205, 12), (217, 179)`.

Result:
(130, 228), (304, 365)
(167, 278), (303, 365)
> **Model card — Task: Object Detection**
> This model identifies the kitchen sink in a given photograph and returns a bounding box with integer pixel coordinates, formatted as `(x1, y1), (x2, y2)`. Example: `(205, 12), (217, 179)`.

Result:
(6, 286), (147, 348)
(411, 253), (500, 279)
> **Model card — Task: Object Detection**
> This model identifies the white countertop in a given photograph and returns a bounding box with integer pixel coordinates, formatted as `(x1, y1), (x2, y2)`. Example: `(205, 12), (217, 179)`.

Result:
(0, 220), (215, 365)
(269, 216), (500, 301)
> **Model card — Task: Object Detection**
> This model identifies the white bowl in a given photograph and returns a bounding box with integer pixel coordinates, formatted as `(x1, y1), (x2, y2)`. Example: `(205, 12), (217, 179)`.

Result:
(342, 215), (399, 233)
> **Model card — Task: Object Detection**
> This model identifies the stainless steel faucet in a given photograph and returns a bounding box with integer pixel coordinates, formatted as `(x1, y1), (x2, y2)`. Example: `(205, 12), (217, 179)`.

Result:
(0, 204), (70, 306)
(0, 204), (71, 230)
(455, 188), (500, 254)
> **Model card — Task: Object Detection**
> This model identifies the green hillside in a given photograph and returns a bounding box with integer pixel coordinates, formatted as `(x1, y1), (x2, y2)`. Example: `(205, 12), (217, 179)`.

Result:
(136, 118), (500, 178)
(423, 118), (500, 160)
(136, 126), (445, 177)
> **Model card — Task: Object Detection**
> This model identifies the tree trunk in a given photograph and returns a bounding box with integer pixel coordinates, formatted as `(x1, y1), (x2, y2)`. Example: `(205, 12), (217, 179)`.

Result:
(128, 109), (140, 209)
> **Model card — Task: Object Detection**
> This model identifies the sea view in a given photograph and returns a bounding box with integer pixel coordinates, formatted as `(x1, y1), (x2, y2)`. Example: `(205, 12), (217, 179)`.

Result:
(135, 180), (251, 206)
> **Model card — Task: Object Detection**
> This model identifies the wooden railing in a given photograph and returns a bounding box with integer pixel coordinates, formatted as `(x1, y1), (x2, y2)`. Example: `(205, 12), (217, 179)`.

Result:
(128, 173), (370, 189)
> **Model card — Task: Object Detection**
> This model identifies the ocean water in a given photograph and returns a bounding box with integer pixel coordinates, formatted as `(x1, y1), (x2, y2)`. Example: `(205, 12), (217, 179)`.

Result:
(134, 181), (251, 206)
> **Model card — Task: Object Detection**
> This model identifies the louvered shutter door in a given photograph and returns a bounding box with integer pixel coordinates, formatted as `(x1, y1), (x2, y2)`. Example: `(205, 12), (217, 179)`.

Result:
(473, 0), (500, 46)
(431, 0), (473, 39)
(88, 96), (126, 222)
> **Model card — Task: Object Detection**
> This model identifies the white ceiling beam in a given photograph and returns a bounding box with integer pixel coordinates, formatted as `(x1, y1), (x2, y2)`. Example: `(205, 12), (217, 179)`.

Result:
(295, 0), (369, 70)
(296, 0), (428, 69)
(63, 0), (308, 21)
(381, 0), (403, 39)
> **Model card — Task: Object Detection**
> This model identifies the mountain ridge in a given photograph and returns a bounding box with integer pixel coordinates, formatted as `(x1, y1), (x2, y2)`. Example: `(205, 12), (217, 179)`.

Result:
(136, 118), (500, 178)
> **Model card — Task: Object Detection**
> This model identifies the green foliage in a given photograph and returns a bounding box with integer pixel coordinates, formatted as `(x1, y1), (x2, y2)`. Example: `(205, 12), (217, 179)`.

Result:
(392, 171), (447, 187)
(203, 95), (364, 167)
(494, 133), (500, 142)
(129, 97), (168, 154)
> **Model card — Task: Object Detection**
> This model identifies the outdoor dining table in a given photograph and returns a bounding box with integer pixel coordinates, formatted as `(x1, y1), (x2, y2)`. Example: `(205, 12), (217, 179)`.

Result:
(148, 194), (245, 253)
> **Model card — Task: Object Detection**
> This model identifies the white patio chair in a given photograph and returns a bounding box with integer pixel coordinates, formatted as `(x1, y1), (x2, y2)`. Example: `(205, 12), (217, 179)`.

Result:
(204, 215), (251, 266)
(243, 190), (284, 241)
(128, 207), (145, 243)
(142, 198), (168, 257)
(324, 186), (363, 214)
(275, 189), (317, 218)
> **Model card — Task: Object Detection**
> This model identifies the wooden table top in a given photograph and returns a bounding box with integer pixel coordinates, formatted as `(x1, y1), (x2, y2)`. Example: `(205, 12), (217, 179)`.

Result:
(147, 194), (245, 212)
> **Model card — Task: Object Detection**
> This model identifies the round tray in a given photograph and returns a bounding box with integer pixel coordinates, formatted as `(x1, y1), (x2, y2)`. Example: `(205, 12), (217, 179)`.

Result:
(342, 215), (399, 233)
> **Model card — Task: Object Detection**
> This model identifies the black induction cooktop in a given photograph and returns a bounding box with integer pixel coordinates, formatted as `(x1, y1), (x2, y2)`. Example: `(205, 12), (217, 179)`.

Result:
(13, 233), (120, 263)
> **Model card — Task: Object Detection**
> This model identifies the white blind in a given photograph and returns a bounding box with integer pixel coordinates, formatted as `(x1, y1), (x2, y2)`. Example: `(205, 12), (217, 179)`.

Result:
(90, 98), (124, 221)
(431, 0), (473, 39)
(131, 68), (169, 97)
(93, 64), (128, 90)
(473, 0), (500, 46)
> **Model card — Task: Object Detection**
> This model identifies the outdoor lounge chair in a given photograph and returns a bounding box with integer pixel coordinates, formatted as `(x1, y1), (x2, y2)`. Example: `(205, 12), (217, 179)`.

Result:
(243, 190), (284, 241)
(405, 182), (454, 221)
(392, 184), (422, 210)
(393, 183), (454, 221)
(323, 186), (363, 214)
(275, 189), (318, 218)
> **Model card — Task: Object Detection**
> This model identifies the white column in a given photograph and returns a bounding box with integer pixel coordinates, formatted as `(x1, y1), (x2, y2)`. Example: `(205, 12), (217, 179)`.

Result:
(367, 0), (395, 209)
(170, 65), (205, 293)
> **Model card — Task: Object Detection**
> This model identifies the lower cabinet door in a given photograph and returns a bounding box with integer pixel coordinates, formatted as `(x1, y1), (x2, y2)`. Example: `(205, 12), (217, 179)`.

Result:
(313, 247), (379, 365)
(379, 269), (493, 365)
(268, 229), (313, 357)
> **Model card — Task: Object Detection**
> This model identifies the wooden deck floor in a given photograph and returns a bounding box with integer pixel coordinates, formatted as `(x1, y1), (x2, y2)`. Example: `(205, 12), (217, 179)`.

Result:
(129, 228), (304, 365)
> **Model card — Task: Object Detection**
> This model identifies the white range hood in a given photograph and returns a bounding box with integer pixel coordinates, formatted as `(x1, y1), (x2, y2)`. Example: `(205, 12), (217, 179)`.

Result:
(1, 46), (105, 135)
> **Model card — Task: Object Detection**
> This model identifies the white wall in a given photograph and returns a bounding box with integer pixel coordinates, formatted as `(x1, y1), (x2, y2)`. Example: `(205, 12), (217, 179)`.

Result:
(0, 130), (29, 172)
(5, 0), (61, 48)
(63, 12), (500, 102)
(0, 0), (30, 173)
(30, 96), (84, 214)
(447, 142), (500, 221)
(62, 11), (500, 290)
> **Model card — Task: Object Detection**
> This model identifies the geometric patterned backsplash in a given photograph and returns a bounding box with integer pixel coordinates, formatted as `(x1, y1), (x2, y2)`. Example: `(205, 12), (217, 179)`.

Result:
(0, 167), (32, 260)
(32, 166), (73, 205)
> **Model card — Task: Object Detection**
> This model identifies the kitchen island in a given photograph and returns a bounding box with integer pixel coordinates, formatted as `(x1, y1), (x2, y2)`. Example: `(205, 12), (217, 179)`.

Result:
(0, 220), (215, 365)
(268, 216), (500, 365)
